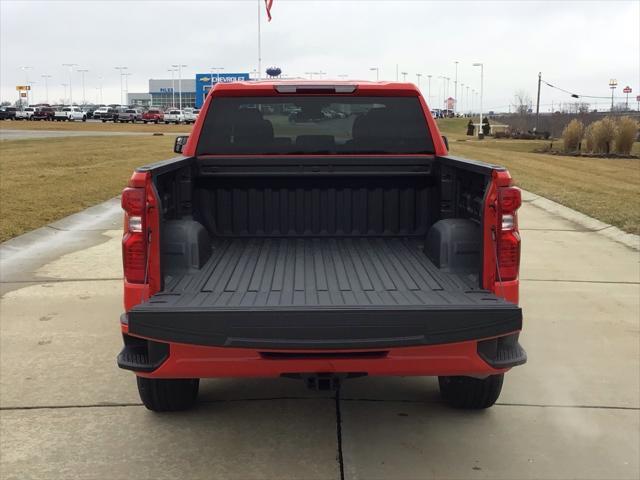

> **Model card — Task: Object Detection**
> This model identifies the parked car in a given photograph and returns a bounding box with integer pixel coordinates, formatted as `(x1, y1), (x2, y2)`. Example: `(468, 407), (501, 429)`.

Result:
(117, 80), (526, 412)
(118, 109), (142, 123)
(31, 106), (55, 121)
(142, 108), (164, 124)
(15, 107), (37, 120)
(183, 108), (197, 124)
(0, 107), (17, 120)
(53, 106), (87, 121)
(81, 105), (98, 119)
(95, 107), (120, 122)
(164, 109), (185, 124)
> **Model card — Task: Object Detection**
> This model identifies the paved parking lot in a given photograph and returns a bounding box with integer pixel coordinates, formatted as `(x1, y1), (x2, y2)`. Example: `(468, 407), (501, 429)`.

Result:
(0, 196), (638, 479)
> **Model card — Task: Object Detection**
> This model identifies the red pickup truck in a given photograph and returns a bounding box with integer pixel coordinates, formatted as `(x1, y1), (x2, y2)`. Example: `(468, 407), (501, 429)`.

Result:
(118, 81), (526, 412)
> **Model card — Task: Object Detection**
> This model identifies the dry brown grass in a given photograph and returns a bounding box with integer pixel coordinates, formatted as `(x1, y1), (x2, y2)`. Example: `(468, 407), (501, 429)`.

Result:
(562, 119), (584, 153)
(588, 117), (618, 154)
(448, 140), (640, 234)
(0, 119), (191, 134)
(615, 116), (639, 155)
(0, 135), (175, 241)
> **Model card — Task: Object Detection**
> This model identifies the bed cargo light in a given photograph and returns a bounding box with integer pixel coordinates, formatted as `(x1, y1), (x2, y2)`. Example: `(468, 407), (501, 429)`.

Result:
(122, 187), (147, 283)
(497, 187), (521, 282)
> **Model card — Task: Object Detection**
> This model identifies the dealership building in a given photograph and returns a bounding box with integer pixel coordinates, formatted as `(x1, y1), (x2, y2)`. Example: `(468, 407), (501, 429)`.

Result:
(128, 73), (250, 109)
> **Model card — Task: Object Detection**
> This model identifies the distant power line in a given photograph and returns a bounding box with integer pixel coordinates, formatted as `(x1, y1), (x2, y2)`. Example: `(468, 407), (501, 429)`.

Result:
(541, 79), (629, 100)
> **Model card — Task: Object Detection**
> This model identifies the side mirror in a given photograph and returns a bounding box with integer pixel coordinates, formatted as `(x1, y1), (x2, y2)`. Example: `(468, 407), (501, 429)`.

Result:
(174, 135), (189, 154)
(442, 135), (449, 150)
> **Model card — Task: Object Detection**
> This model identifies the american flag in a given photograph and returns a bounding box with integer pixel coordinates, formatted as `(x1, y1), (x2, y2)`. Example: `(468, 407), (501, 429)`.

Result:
(265, 0), (274, 21)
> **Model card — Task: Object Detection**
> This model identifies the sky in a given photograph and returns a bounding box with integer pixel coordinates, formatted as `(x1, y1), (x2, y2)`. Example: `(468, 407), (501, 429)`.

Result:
(1, 0), (639, 112)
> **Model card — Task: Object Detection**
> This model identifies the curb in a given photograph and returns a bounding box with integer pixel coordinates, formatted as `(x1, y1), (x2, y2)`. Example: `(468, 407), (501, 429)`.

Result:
(521, 190), (640, 251)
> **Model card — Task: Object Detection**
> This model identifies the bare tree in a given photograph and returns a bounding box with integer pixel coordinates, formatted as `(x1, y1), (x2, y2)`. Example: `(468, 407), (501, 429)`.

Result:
(513, 90), (532, 116)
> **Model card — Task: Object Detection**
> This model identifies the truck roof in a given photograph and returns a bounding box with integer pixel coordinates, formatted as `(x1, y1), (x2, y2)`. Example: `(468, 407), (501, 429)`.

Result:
(211, 80), (421, 96)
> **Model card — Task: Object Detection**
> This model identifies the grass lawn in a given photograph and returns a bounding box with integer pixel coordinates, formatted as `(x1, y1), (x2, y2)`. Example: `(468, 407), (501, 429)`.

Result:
(436, 118), (640, 235)
(0, 119), (191, 134)
(0, 135), (175, 242)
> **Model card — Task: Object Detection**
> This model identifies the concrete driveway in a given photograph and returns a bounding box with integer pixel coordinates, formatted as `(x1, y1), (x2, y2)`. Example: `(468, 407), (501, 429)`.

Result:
(0, 197), (638, 480)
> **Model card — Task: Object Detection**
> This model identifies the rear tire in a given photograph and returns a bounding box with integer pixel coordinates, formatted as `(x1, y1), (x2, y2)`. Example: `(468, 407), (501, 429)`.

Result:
(136, 377), (199, 412)
(438, 374), (504, 409)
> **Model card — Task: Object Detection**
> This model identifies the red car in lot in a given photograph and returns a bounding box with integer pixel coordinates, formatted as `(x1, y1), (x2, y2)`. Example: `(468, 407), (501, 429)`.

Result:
(142, 108), (164, 124)
(118, 81), (526, 412)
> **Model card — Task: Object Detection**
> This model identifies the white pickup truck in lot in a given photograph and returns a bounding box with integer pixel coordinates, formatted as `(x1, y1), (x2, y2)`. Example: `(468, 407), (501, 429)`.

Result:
(53, 106), (87, 122)
(164, 109), (185, 124)
(15, 107), (37, 120)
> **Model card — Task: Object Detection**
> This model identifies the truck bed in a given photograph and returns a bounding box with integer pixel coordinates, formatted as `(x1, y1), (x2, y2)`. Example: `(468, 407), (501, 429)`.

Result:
(128, 238), (522, 349)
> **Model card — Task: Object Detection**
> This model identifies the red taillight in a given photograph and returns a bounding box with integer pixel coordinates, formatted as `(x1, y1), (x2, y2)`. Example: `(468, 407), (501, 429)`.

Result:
(497, 187), (521, 282)
(121, 187), (145, 215)
(122, 186), (147, 284)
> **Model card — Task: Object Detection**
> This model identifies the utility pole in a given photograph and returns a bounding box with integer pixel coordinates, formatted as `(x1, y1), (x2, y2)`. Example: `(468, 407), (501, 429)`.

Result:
(466, 86), (470, 114)
(535, 72), (542, 131)
(61, 83), (68, 103)
(62, 63), (78, 105)
(609, 79), (617, 111)
(41, 74), (52, 104)
(454, 61), (458, 115)
(416, 73), (422, 88)
(370, 67), (379, 81)
(460, 83), (464, 116)
(78, 69), (88, 105)
(427, 75), (432, 106)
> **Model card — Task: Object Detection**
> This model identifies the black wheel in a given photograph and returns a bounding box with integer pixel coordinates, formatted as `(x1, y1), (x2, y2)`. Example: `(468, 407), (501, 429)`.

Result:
(136, 377), (199, 412)
(143, 120), (147, 124)
(164, 121), (169, 124)
(82, 116), (87, 122)
(154, 119), (159, 124)
(102, 119), (106, 123)
(438, 374), (504, 409)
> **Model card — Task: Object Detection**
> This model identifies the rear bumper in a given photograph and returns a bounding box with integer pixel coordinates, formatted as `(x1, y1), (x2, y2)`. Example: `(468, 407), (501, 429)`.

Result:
(117, 333), (525, 378)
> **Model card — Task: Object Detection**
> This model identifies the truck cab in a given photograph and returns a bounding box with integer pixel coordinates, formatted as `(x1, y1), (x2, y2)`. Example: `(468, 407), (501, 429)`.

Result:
(118, 81), (525, 412)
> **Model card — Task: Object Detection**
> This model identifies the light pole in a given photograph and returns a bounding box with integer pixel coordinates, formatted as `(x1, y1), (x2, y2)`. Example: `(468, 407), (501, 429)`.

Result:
(61, 83), (68, 104)
(438, 76), (446, 112)
(427, 74), (432, 106)
(609, 79), (617, 111)
(401, 71), (408, 82)
(305, 71), (325, 80)
(27, 81), (36, 105)
(472, 63), (484, 137)
(41, 74), (52, 104)
(167, 68), (177, 108)
(210, 67), (224, 92)
(466, 86), (470, 114)
(338, 74), (348, 80)
(416, 73), (422, 88)
(62, 63), (78, 105)
(20, 66), (32, 104)
(123, 72), (132, 106)
(78, 69), (88, 105)
(97, 76), (103, 104)
(445, 77), (450, 114)
(114, 66), (128, 106)
(370, 67), (379, 81)
(471, 88), (475, 115)
(454, 61), (459, 115)
(172, 64), (187, 110)
(460, 83), (464, 116)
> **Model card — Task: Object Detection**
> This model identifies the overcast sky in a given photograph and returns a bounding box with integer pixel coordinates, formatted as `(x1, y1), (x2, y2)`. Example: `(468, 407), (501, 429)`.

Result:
(1, 0), (638, 111)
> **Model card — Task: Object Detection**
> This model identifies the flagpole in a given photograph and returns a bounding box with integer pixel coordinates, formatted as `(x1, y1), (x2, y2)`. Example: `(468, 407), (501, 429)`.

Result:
(257, 0), (262, 80)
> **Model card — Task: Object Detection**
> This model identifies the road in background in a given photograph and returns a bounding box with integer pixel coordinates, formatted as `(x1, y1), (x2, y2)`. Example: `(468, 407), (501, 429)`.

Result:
(0, 197), (638, 479)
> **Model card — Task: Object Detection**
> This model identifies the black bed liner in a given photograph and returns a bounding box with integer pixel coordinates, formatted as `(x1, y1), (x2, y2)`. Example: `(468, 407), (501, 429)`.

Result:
(128, 238), (521, 349)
